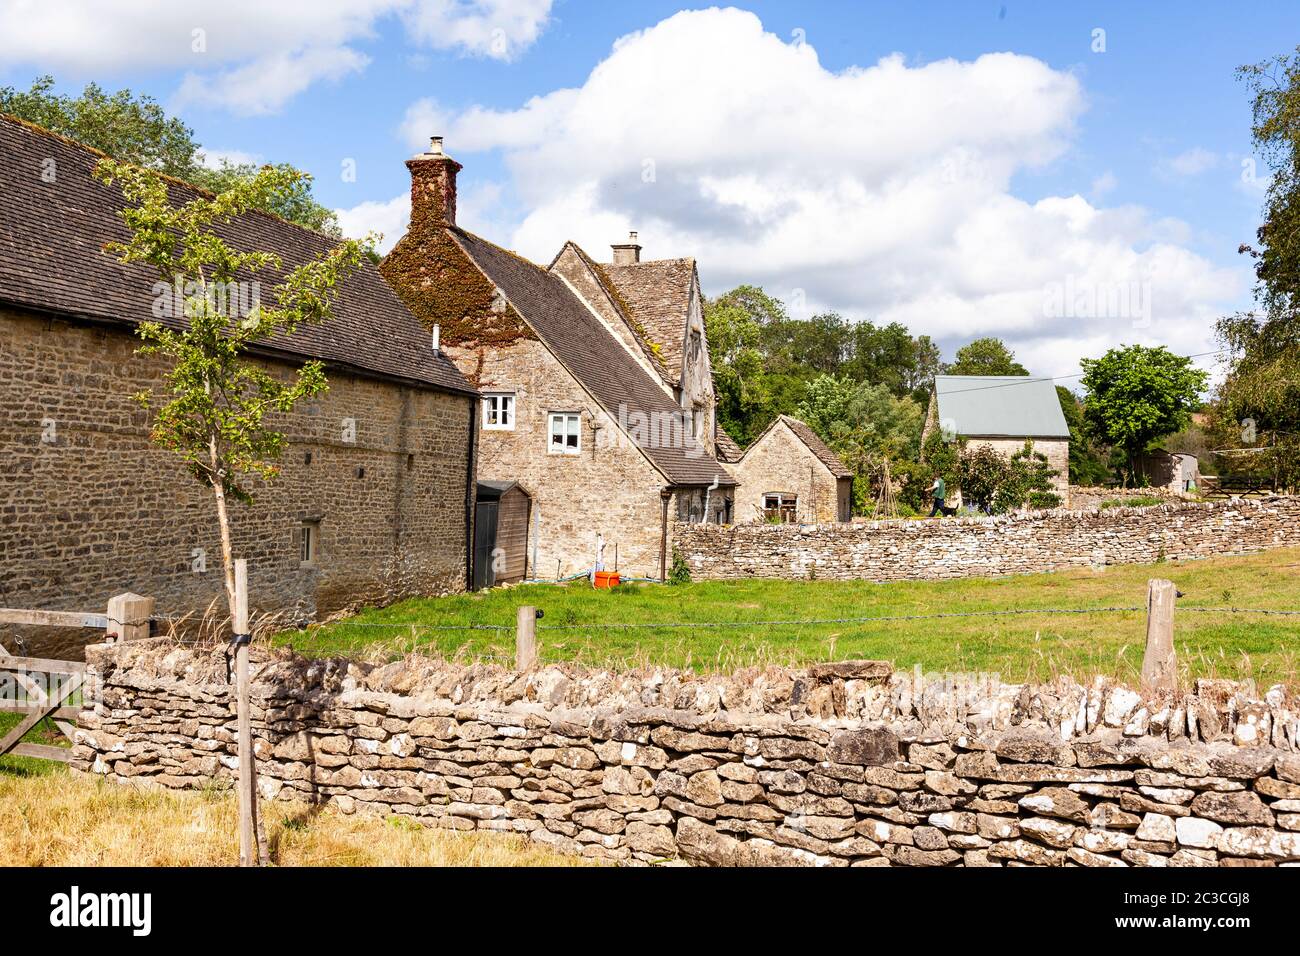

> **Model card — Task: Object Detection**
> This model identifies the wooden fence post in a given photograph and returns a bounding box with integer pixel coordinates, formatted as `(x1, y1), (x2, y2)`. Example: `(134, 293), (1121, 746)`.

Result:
(233, 558), (261, 867)
(1142, 578), (1178, 692)
(106, 592), (154, 642)
(516, 605), (537, 671)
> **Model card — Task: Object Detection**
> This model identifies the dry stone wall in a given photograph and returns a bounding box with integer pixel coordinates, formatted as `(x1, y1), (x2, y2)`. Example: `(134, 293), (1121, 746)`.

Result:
(73, 641), (1300, 867)
(674, 496), (1300, 582)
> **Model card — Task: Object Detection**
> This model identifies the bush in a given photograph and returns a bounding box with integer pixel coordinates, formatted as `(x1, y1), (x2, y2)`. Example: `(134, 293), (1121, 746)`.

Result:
(668, 547), (691, 585)
(1099, 495), (1164, 509)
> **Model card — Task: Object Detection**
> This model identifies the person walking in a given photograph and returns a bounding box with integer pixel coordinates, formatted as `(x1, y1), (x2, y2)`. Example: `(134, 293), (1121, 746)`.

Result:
(928, 475), (948, 517)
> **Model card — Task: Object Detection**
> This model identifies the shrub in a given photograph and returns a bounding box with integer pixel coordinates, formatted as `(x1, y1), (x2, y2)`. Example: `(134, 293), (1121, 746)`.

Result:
(668, 547), (691, 585)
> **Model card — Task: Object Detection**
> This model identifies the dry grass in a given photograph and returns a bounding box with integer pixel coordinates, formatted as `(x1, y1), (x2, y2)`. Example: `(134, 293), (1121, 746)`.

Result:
(0, 769), (591, 867)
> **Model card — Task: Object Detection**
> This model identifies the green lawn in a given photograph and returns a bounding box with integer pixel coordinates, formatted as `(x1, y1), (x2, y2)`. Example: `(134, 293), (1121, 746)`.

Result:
(278, 547), (1300, 687)
(0, 711), (67, 777)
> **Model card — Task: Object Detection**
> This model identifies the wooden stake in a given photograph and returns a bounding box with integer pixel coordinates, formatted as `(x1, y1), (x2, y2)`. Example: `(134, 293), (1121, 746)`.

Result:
(106, 592), (154, 642)
(1142, 578), (1178, 692)
(233, 558), (261, 867)
(516, 605), (537, 671)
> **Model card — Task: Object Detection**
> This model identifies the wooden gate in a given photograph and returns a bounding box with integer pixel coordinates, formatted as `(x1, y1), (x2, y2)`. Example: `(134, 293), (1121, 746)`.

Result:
(0, 594), (153, 763)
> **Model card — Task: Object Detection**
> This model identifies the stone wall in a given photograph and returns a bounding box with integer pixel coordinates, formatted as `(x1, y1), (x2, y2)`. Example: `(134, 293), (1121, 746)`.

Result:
(450, 336), (698, 580)
(73, 640), (1300, 866)
(674, 496), (1300, 582)
(1, 306), (474, 657)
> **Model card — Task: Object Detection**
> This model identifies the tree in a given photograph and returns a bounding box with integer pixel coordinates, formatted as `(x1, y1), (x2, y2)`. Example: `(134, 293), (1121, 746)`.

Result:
(1211, 48), (1300, 491)
(944, 337), (1029, 376)
(1056, 386), (1111, 485)
(703, 285), (780, 444)
(96, 158), (373, 863)
(1080, 345), (1208, 486)
(795, 375), (923, 514)
(2, 75), (340, 235)
(956, 440), (1060, 514)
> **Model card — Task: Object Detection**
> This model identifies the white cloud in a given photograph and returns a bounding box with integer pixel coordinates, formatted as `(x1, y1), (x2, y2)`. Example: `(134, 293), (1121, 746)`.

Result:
(336, 178), (510, 254)
(1089, 171), (1117, 198)
(0, 0), (553, 114)
(415, 8), (1245, 377)
(1160, 147), (1220, 178)
(175, 46), (369, 116)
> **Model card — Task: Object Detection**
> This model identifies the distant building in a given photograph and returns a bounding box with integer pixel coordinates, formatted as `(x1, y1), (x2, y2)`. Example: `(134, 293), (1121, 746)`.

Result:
(728, 416), (854, 524)
(923, 375), (1071, 503)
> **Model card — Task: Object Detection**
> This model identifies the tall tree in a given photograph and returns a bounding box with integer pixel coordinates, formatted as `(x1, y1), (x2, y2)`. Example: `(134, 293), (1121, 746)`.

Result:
(96, 158), (373, 863)
(1080, 345), (1208, 486)
(1, 75), (340, 235)
(944, 337), (1030, 376)
(1056, 385), (1111, 486)
(1213, 48), (1300, 491)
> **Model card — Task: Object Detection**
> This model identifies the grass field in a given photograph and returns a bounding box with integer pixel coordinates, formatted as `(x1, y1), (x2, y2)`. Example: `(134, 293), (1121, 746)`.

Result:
(0, 766), (586, 866)
(278, 547), (1300, 687)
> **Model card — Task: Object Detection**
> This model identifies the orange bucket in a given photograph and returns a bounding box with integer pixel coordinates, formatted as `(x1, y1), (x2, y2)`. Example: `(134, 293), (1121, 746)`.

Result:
(593, 571), (620, 589)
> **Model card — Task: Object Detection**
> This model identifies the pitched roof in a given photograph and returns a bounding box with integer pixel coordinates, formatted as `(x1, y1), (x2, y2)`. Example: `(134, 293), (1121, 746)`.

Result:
(0, 114), (474, 396)
(449, 228), (735, 487)
(933, 375), (1070, 439)
(714, 426), (744, 463)
(603, 258), (695, 380)
(773, 416), (853, 478)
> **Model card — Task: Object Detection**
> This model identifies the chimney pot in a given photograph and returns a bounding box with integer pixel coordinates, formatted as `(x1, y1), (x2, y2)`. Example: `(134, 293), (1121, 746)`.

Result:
(430, 136), (444, 155)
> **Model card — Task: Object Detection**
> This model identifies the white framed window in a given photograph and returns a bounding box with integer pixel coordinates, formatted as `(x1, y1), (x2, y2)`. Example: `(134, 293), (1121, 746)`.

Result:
(548, 412), (581, 455)
(483, 393), (515, 430)
(299, 520), (320, 566)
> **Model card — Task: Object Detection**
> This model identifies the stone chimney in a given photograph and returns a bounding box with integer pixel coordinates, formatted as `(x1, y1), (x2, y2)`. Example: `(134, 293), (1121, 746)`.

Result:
(611, 231), (642, 265)
(406, 136), (462, 228)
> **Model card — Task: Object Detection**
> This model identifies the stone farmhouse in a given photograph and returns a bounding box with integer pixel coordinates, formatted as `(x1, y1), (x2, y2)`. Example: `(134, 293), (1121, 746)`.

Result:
(380, 138), (736, 581)
(722, 416), (854, 523)
(923, 374), (1071, 503)
(0, 115), (479, 642)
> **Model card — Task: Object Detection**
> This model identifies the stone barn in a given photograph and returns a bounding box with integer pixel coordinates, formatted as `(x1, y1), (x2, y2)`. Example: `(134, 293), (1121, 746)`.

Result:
(0, 114), (479, 653)
(924, 375), (1071, 504)
(729, 416), (854, 524)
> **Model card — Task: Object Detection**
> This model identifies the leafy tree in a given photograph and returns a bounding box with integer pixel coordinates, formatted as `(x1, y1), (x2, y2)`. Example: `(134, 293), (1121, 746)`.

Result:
(703, 285), (781, 444)
(1211, 49), (1300, 491)
(96, 158), (373, 864)
(944, 337), (1029, 376)
(2, 75), (339, 235)
(1, 75), (197, 176)
(956, 440), (1060, 514)
(192, 160), (341, 237)
(795, 375), (923, 514)
(1080, 345), (1208, 486)
(1056, 386), (1111, 485)
(904, 431), (962, 512)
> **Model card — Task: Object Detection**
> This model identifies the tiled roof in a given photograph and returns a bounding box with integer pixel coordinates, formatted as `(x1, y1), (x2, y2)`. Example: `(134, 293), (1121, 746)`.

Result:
(603, 258), (695, 380)
(451, 228), (734, 487)
(714, 427), (744, 463)
(770, 416), (853, 479)
(0, 114), (475, 395)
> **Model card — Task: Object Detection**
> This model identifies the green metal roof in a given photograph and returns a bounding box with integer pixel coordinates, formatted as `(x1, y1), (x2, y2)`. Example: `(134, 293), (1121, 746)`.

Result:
(933, 375), (1070, 439)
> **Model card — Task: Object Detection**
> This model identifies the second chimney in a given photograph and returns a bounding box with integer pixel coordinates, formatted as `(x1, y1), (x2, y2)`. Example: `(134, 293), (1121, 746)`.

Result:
(611, 231), (641, 265)
(406, 135), (462, 228)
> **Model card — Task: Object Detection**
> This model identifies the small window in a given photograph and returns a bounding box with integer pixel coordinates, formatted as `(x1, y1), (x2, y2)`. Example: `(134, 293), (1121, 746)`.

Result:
(483, 393), (515, 431)
(763, 493), (797, 523)
(548, 412), (581, 455)
(689, 330), (703, 363)
(299, 520), (320, 566)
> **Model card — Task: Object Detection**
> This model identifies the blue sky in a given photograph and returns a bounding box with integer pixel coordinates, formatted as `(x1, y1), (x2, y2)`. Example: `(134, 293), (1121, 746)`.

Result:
(1, 1), (1292, 377)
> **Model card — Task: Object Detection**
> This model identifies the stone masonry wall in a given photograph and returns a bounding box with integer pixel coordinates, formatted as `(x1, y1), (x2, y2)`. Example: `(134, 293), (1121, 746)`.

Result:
(1, 306), (473, 657)
(450, 336), (672, 580)
(675, 496), (1300, 582)
(73, 640), (1300, 867)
